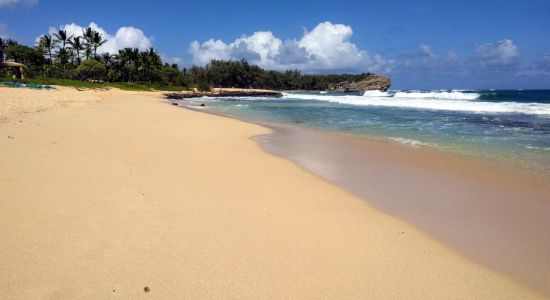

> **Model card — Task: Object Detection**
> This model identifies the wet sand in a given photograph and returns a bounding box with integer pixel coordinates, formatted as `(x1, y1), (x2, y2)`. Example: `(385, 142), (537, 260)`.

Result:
(253, 124), (550, 297)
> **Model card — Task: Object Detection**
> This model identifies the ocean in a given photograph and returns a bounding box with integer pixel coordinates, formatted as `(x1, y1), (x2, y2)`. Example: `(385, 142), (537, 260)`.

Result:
(180, 89), (550, 175)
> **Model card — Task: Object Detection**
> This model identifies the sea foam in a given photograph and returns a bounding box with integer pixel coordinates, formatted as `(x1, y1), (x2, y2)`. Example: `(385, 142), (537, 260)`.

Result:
(388, 137), (427, 147)
(391, 90), (480, 100)
(283, 92), (550, 116)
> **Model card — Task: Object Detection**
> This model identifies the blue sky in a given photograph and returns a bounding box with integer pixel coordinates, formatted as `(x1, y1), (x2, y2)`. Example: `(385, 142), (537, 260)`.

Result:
(1, 0), (549, 89)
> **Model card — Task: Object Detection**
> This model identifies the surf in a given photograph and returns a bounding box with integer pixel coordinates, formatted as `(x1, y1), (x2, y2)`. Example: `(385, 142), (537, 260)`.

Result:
(282, 91), (550, 116)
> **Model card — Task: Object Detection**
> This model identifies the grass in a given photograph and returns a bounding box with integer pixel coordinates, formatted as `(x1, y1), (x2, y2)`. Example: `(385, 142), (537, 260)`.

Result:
(2, 77), (189, 92)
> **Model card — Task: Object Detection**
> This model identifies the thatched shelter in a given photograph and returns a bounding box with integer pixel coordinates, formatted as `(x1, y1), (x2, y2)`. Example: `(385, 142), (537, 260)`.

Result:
(0, 60), (25, 79)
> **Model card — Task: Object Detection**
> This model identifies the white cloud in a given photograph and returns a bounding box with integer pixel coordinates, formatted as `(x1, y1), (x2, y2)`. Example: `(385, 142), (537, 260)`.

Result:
(0, 0), (37, 7)
(160, 53), (183, 66)
(398, 39), (523, 76)
(400, 44), (458, 72)
(518, 54), (550, 77)
(419, 44), (437, 58)
(38, 22), (152, 54)
(475, 39), (520, 68)
(189, 21), (392, 73)
(189, 39), (231, 65)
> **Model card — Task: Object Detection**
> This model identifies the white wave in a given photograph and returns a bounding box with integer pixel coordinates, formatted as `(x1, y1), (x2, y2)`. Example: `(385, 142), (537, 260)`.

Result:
(525, 145), (550, 151)
(388, 137), (427, 147)
(205, 96), (276, 101)
(392, 91), (480, 100)
(362, 90), (391, 97)
(282, 93), (550, 116)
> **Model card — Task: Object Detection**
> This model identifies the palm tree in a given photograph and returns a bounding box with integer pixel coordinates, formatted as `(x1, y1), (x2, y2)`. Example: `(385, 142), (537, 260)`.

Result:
(91, 31), (107, 58)
(101, 52), (113, 65)
(117, 48), (140, 82)
(117, 48), (131, 82)
(39, 35), (55, 64)
(101, 52), (115, 75)
(68, 48), (76, 65)
(68, 36), (84, 64)
(130, 48), (140, 81)
(82, 27), (95, 60)
(139, 47), (162, 81)
(146, 47), (162, 66)
(53, 30), (73, 73)
(57, 48), (70, 68)
(53, 29), (72, 52)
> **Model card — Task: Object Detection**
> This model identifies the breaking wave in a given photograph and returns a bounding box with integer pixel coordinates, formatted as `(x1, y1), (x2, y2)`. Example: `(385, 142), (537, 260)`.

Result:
(283, 91), (550, 116)
(391, 90), (480, 100)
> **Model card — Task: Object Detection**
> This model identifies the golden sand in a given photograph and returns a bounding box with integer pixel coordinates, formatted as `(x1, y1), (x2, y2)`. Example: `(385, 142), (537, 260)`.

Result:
(0, 87), (543, 299)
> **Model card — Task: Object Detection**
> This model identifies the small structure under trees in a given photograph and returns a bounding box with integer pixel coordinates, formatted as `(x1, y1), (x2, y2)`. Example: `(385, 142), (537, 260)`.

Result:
(0, 60), (24, 79)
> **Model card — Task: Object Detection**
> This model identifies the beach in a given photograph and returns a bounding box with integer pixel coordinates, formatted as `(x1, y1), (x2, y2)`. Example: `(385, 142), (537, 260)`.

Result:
(256, 123), (550, 296)
(0, 87), (545, 299)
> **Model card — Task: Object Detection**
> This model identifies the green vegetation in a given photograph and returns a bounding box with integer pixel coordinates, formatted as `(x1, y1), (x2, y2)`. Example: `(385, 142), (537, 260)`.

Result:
(4, 78), (189, 91)
(1, 27), (374, 91)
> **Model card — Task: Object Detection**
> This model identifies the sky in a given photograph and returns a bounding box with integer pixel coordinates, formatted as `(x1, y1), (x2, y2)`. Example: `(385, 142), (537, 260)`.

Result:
(1, 0), (549, 89)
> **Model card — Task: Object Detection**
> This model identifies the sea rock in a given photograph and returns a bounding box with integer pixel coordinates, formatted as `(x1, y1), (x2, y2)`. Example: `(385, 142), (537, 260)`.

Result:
(328, 74), (391, 92)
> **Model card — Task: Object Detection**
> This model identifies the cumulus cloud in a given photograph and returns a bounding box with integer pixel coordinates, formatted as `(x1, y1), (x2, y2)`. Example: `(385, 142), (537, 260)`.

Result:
(38, 22), (152, 54)
(189, 21), (392, 73)
(0, 0), (37, 7)
(475, 39), (520, 69)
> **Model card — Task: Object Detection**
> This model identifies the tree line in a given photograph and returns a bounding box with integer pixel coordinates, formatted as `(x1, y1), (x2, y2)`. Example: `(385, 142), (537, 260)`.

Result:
(1, 28), (373, 90)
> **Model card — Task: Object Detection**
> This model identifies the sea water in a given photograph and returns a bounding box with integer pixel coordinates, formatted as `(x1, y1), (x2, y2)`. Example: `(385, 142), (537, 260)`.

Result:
(180, 90), (550, 174)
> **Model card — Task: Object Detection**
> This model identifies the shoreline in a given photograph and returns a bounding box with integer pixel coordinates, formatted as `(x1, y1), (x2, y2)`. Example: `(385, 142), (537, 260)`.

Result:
(0, 87), (545, 298)
(253, 123), (550, 297)
(179, 103), (550, 296)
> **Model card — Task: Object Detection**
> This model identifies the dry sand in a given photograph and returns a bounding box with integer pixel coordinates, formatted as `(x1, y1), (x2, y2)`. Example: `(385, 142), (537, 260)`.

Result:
(0, 86), (544, 299)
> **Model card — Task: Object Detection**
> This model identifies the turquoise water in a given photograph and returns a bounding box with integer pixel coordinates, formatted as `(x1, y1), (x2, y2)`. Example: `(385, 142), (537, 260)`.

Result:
(178, 90), (550, 174)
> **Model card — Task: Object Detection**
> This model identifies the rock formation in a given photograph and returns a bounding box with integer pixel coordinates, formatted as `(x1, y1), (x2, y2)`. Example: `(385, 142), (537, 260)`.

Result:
(328, 74), (391, 92)
(164, 89), (282, 100)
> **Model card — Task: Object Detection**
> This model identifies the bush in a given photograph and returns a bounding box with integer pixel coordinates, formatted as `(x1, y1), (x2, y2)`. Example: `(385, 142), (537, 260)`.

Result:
(75, 59), (106, 80)
(196, 78), (211, 91)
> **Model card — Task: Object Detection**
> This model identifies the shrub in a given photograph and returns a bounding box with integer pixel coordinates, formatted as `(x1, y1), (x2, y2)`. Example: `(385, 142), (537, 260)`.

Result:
(196, 78), (211, 91)
(75, 59), (106, 80)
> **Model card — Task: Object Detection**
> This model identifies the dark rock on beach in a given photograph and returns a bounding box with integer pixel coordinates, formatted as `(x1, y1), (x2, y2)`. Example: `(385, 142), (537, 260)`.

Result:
(164, 89), (283, 100)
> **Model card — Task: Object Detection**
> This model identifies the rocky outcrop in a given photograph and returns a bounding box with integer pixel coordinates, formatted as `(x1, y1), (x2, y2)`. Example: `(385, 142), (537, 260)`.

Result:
(164, 89), (282, 100)
(328, 74), (391, 92)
